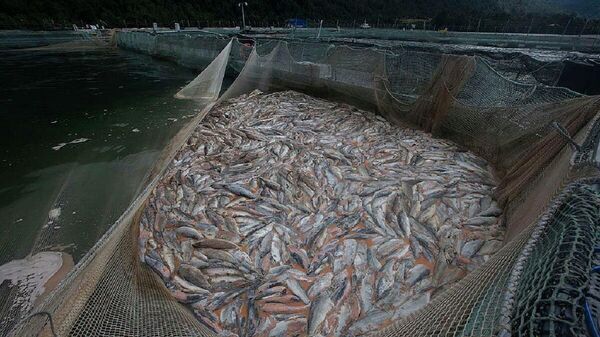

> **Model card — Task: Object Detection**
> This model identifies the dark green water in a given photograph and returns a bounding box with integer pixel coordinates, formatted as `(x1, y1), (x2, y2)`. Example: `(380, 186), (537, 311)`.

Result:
(0, 42), (201, 263)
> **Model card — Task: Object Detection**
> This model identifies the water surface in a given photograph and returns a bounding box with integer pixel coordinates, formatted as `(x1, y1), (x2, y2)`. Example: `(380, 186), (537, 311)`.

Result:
(0, 39), (201, 263)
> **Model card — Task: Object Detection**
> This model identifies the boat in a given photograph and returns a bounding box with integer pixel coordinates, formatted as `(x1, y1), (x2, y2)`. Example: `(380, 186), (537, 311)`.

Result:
(360, 20), (371, 29)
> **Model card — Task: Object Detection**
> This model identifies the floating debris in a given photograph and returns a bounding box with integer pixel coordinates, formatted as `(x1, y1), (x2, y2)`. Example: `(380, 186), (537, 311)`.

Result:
(140, 90), (504, 336)
(48, 207), (61, 221)
(52, 138), (90, 151)
(52, 144), (67, 151)
(69, 138), (89, 144)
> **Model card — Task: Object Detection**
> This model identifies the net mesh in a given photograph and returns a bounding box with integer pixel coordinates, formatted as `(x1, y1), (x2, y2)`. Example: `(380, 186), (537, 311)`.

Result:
(175, 40), (233, 100)
(4, 33), (600, 337)
(508, 181), (600, 337)
(116, 31), (231, 70)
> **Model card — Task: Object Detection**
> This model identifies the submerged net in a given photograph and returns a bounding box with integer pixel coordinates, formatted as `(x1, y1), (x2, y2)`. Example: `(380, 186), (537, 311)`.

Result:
(5, 34), (600, 337)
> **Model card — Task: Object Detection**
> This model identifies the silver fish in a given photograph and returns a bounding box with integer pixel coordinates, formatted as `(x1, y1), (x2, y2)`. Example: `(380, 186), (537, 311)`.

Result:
(308, 293), (334, 335)
(140, 91), (504, 336)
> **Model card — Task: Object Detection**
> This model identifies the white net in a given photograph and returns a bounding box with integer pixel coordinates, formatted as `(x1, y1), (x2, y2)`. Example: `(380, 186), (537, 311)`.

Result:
(175, 40), (232, 101)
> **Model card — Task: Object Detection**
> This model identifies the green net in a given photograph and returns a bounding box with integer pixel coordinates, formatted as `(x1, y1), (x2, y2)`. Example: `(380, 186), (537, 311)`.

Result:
(506, 180), (600, 337)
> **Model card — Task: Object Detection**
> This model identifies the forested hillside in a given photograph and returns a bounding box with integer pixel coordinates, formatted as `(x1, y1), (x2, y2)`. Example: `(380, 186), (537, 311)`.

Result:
(500, 0), (600, 17)
(0, 0), (598, 32)
(553, 0), (600, 17)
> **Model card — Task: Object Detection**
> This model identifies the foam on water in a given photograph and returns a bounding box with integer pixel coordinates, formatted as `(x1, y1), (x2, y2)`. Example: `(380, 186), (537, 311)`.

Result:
(0, 252), (65, 314)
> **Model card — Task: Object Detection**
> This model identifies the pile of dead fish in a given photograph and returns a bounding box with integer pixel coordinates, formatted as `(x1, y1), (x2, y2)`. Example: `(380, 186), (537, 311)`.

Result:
(139, 90), (505, 337)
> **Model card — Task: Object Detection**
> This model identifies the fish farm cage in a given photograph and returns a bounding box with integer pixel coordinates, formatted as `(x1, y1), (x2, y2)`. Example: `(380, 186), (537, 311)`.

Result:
(3, 30), (600, 337)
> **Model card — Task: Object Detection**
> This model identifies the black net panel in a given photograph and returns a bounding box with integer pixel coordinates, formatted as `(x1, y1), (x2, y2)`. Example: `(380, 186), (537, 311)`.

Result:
(509, 181), (600, 337)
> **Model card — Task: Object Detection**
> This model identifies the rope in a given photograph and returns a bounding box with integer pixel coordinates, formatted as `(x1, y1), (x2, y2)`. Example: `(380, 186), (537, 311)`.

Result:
(21, 311), (58, 337)
(551, 121), (582, 151)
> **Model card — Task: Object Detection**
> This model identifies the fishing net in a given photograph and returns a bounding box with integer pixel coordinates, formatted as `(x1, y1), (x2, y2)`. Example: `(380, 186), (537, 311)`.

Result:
(116, 31), (231, 70)
(506, 181), (600, 337)
(5, 33), (600, 337)
(215, 39), (600, 336)
(175, 40), (233, 100)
